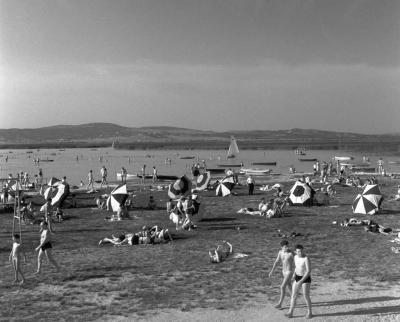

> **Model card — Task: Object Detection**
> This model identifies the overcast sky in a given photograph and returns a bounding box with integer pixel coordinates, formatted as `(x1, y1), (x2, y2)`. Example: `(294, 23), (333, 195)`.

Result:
(1, 0), (399, 133)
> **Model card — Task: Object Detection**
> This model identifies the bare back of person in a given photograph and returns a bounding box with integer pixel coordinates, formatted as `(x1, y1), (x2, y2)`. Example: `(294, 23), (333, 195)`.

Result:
(280, 250), (294, 274)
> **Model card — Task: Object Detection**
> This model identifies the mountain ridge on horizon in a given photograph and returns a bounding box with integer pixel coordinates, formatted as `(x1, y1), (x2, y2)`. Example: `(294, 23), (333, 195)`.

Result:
(0, 122), (398, 136)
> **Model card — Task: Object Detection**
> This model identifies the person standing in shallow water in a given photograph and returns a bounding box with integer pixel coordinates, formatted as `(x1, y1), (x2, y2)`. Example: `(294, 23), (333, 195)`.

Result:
(87, 170), (94, 190)
(269, 240), (294, 309)
(285, 244), (313, 319)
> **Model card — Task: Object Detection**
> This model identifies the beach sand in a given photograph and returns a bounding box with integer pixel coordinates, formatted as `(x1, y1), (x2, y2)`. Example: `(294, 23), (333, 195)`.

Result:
(1, 173), (400, 321)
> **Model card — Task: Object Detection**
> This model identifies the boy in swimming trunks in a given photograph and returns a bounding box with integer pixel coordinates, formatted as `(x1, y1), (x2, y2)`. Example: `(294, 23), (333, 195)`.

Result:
(285, 244), (312, 319)
(269, 240), (294, 309)
(9, 234), (27, 284)
(34, 221), (60, 274)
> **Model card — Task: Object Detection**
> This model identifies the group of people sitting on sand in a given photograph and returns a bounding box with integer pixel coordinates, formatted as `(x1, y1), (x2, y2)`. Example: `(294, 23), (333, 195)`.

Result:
(239, 184), (288, 218)
(337, 218), (392, 235)
(167, 194), (201, 231)
(99, 224), (173, 246)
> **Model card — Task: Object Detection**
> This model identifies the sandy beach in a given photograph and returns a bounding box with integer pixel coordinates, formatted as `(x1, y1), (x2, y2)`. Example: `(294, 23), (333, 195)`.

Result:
(1, 172), (400, 321)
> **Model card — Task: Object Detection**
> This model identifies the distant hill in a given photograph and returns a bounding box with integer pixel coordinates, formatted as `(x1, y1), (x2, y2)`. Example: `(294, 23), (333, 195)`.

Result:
(0, 123), (399, 152)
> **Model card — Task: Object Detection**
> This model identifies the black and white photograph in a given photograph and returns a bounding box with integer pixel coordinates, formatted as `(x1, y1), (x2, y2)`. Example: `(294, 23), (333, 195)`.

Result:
(1, 1), (400, 321)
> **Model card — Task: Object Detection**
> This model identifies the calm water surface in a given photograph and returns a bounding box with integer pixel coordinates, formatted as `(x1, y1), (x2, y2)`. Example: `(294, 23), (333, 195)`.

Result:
(0, 148), (399, 186)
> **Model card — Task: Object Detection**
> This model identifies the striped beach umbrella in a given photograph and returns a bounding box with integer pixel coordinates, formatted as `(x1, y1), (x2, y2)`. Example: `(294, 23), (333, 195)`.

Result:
(196, 171), (211, 191)
(48, 177), (60, 187)
(51, 182), (70, 207)
(168, 176), (192, 199)
(107, 184), (129, 212)
(289, 181), (312, 206)
(43, 186), (58, 200)
(6, 180), (24, 199)
(352, 184), (383, 215)
(216, 176), (235, 197)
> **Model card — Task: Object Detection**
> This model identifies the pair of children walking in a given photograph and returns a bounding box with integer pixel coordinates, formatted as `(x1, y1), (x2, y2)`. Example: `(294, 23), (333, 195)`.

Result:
(9, 221), (60, 285)
(269, 240), (313, 319)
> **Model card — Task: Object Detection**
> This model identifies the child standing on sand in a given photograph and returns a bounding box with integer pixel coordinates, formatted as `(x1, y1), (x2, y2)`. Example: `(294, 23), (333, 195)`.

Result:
(269, 240), (294, 309)
(9, 234), (27, 284)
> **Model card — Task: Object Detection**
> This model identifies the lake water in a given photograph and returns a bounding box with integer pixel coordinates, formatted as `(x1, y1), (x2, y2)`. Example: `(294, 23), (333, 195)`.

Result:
(1, 147), (399, 186)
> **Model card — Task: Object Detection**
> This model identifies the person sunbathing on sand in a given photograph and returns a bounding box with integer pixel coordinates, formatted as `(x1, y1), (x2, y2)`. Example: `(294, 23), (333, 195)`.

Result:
(149, 225), (173, 243)
(209, 241), (233, 263)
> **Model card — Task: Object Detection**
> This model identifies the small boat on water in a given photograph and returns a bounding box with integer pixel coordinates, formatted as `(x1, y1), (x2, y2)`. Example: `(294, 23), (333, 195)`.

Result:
(298, 158), (318, 162)
(388, 161), (400, 165)
(240, 168), (271, 175)
(116, 173), (137, 180)
(252, 162), (277, 166)
(26, 151), (33, 154)
(39, 159), (54, 162)
(217, 164), (243, 167)
(334, 156), (354, 161)
(227, 136), (239, 159)
(137, 174), (179, 181)
(179, 156), (196, 160)
(350, 167), (376, 173)
(206, 168), (227, 174)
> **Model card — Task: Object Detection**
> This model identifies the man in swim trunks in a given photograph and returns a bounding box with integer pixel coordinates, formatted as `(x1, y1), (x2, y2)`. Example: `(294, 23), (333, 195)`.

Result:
(34, 221), (60, 274)
(269, 240), (294, 309)
(285, 244), (312, 319)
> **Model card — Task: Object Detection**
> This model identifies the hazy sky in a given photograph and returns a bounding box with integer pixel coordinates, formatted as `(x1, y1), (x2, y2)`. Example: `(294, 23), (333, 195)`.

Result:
(1, 0), (399, 133)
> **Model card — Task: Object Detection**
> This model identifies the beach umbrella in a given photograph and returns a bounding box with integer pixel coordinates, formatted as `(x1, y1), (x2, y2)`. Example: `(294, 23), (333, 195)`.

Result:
(43, 186), (57, 200)
(48, 177), (60, 187)
(289, 181), (312, 206)
(352, 184), (383, 215)
(168, 176), (192, 199)
(6, 180), (24, 199)
(51, 182), (70, 207)
(107, 184), (129, 212)
(196, 171), (211, 191)
(216, 176), (235, 197)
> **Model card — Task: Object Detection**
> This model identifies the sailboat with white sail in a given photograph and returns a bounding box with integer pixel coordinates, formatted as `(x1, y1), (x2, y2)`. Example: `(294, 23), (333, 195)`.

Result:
(227, 136), (239, 159)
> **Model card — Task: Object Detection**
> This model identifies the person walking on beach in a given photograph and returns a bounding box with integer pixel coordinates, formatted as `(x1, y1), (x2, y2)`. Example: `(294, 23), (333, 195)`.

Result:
(247, 175), (255, 195)
(120, 167), (127, 184)
(152, 166), (158, 183)
(34, 221), (60, 274)
(9, 233), (27, 284)
(38, 168), (43, 188)
(285, 244), (313, 319)
(100, 166), (108, 188)
(87, 170), (94, 190)
(141, 164), (146, 184)
(269, 240), (294, 309)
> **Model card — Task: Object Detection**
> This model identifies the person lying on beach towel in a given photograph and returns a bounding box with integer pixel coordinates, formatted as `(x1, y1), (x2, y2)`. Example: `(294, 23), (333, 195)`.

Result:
(209, 241), (233, 263)
(237, 208), (262, 216)
(340, 218), (372, 227)
(364, 222), (392, 235)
